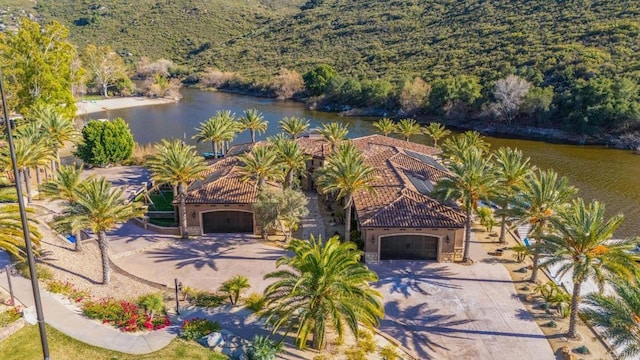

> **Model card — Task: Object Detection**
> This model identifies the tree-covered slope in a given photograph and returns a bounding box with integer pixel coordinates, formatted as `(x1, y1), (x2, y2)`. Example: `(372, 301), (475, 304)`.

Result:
(196, 0), (640, 86)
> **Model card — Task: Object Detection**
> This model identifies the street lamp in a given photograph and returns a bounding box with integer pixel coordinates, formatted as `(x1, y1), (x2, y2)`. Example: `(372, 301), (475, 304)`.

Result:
(0, 71), (50, 360)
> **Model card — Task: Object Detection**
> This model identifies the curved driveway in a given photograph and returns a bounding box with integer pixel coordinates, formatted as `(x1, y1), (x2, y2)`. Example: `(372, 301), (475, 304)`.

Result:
(109, 222), (554, 360)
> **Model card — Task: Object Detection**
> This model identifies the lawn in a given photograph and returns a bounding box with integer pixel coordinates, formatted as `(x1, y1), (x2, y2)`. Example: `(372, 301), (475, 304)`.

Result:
(0, 325), (228, 360)
(147, 191), (174, 211)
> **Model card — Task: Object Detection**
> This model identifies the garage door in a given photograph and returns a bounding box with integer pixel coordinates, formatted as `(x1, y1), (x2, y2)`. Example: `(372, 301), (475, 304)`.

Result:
(380, 235), (438, 260)
(202, 211), (254, 233)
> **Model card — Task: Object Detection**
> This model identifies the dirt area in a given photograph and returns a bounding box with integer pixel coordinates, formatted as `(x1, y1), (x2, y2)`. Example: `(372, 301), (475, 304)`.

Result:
(473, 225), (614, 360)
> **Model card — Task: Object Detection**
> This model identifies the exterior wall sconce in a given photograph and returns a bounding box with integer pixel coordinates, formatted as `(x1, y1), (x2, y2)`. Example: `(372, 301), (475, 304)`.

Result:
(445, 235), (451, 244)
(191, 211), (196, 219)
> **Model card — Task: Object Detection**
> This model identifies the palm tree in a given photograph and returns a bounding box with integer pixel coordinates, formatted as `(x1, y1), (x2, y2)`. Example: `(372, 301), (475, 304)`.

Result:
(279, 117), (309, 139)
(583, 277), (640, 358)
(432, 148), (497, 263)
(372, 117), (395, 137)
(541, 198), (637, 339)
(394, 118), (421, 141)
(318, 122), (348, 152)
(263, 235), (384, 350)
(511, 169), (577, 283)
(192, 111), (237, 157)
(13, 121), (52, 187)
(237, 145), (283, 189)
(241, 109), (268, 143)
(0, 133), (51, 203)
(30, 104), (78, 173)
(40, 165), (91, 251)
(269, 137), (310, 189)
(147, 139), (208, 239)
(0, 204), (41, 260)
(219, 275), (251, 305)
(315, 143), (375, 242)
(442, 131), (490, 162)
(55, 178), (146, 284)
(422, 122), (451, 148)
(491, 147), (534, 244)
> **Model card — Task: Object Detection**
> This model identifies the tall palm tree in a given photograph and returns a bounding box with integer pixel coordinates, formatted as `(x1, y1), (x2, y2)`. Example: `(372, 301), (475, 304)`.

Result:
(442, 131), (490, 162)
(237, 145), (283, 189)
(432, 148), (497, 263)
(422, 122), (451, 148)
(40, 165), (91, 251)
(30, 104), (78, 173)
(511, 169), (577, 282)
(583, 277), (640, 358)
(147, 139), (208, 239)
(192, 111), (237, 157)
(0, 204), (41, 260)
(318, 122), (348, 152)
(0, 133), (51, 203)
(269, 137), (310, 189)
(240, 109), (268, 143)
(394, 118), (421, 141)
(55, 178), (146, 284)
(263, 235), (384, 350)
(491, 147), (534, 244)
(542, 198), (637, 339)
(13, 121), (52, 186)
(372, 117), (395, 137)
(279, 117), (309, 139)
(315, 143), (375, 242)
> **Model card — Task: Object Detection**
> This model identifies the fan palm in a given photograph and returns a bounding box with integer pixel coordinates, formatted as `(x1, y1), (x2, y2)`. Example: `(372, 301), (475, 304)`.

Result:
(432, 147), (497, 263)
(55, 178), (145, 284)
(315, 142), (376, 242)
(30, 104), (78, 172)
(422, 122), (451, 148)
(240, 109), (268, 143)
(372, 117), (395, 137)
(147, 139), (208, 239)
(279, 117), (309, 139)
(442, 131), (490, 162)
(491, 147), (534, 244)
(510, 169), (577, 282)
(542, 198), (637, 339)
(394, 118), (421, 141)
(318, 122), (348, 152)
(583, 277), (640, 358)
(192, 111), (237, 157)
(269, 137), (310, 189)
(0, 204), (41, 260)
(263, 235), (384, 350)
(40, 165), (91, 251)
(237, 144), (283, 189)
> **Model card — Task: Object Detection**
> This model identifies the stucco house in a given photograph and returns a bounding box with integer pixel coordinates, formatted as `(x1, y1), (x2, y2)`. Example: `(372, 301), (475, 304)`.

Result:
(180, 134), (466, 263)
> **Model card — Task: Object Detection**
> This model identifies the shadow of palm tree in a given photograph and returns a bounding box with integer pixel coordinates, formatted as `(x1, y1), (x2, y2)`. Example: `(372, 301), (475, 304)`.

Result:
(371, 263), (461, 298)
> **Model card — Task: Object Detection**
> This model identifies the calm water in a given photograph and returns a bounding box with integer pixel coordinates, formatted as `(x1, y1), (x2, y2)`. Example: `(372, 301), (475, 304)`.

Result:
(79, 88), (640, 238)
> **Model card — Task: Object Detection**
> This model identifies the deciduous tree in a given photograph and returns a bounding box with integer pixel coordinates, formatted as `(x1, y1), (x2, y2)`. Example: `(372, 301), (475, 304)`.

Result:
(82, 44), (130, 97)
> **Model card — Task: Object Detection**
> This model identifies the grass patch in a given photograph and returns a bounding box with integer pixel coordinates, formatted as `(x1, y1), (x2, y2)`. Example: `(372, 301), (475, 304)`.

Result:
(0, 324), (229, 360)
(148, 191), (174, 211)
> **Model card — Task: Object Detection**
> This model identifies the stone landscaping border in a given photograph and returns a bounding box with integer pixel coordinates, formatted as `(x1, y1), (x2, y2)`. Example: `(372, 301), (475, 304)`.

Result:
(0, 318), (25, 342)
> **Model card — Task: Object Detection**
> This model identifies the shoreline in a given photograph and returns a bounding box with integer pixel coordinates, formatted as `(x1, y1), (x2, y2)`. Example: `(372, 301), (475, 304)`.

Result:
(75, 97), (177, 116)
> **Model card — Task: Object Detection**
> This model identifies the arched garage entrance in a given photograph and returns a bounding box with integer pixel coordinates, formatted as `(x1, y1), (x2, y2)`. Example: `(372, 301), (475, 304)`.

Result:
(202, 211), (254, 234)
(380, 234), (439, 260)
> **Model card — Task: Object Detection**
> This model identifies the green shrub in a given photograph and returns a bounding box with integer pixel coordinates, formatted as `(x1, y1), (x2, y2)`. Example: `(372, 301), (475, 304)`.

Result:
(192, 292), (226, 308)
(83, 298), (170, 332)
(357, 331), (376, 354)
(75, 118), (134, 166)
(16, 263), (53, 281)
(574, 345), (590, 355)
(244, 293), (266, 313)
(248, 335), (283, 360)
(345, 348), (366, 360)
(0, 308), (22, 327)
(46, 280), (90, 302)
(179, 318), (220, 341)
(379, 344), (399, 360)
(137, 293), (165, 316)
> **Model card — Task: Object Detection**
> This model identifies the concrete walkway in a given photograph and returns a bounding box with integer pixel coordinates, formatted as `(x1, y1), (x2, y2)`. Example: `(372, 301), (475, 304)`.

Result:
(300, 192), (326, 240)
(0, 269), (177, 354)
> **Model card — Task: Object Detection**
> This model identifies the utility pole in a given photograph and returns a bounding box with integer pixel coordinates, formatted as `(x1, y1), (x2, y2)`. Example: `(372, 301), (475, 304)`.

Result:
(0, 71), (50, 360)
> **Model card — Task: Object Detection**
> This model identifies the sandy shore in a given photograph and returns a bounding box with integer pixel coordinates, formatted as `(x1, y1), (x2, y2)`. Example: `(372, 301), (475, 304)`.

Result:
(75, 97), (176, 116)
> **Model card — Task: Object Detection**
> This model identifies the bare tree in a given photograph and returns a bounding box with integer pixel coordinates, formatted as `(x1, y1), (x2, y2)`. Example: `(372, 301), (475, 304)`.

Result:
(271, 68), (305, 100)
(490, 75), (531, 124)
(136, 57), (174, 78)
(82, 44), (129, 97)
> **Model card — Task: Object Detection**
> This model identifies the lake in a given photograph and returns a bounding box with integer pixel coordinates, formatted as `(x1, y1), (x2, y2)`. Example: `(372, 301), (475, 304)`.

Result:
(78, 88), (640, 238)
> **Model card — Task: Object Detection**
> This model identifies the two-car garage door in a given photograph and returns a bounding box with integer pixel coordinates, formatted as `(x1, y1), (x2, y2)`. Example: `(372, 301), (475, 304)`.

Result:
(380, 235), (438, 260)
(202, 211), (254, 233)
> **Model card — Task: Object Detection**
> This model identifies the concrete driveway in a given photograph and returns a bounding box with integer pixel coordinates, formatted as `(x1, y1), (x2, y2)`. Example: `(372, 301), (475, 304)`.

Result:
(109, 222), (288, 293)
(369, 245), (554, 360)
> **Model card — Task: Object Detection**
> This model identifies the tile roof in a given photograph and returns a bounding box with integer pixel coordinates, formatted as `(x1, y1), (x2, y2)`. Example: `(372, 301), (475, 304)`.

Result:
(184, 157), (259, 204)
(296, 136), (332, 158)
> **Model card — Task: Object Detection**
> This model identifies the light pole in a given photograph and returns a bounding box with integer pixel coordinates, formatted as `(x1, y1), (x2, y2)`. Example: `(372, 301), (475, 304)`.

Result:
(0, 71), (50, 360)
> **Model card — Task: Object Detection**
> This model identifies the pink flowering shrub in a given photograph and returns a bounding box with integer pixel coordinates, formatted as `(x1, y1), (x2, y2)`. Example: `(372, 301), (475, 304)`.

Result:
(82, 297), (170, 332)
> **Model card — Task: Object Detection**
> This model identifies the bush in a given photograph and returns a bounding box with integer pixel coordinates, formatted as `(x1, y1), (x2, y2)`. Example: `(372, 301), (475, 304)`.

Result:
(16, 263), (53, 281)
(182, 287), (226, 308)
(345, 348), (366, 360)
(46, 280), (90, 303)
(248, 335), (283, 360)
(244, 293), (266, 313)
(137, 293), (165, 316)
(574, 345), (590, 355)
(75, 118), (134, 166)
(0, 308), (22, 327)
(179, 318), (220, 341)
(357, 331), (376, 354)
(82, 298), (170, 332)
(379, 344), (399, 360)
